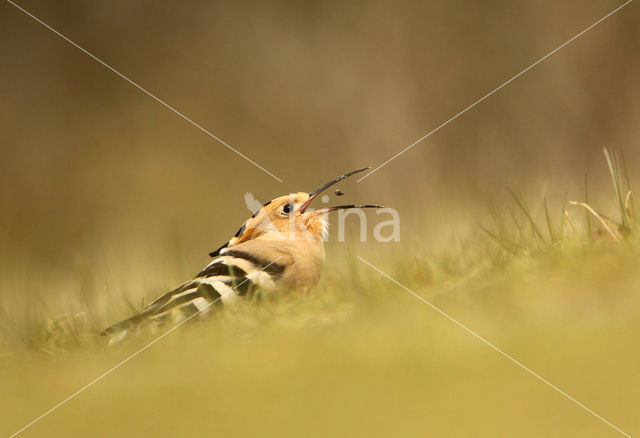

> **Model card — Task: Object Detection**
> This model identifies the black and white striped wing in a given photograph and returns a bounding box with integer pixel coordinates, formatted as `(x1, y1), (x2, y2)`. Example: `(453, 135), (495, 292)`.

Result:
(102, 249), (286, 342)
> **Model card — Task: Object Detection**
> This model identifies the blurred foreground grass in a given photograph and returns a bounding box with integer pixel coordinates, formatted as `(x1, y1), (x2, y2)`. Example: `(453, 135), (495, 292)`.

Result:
(1, 151), (639, 437)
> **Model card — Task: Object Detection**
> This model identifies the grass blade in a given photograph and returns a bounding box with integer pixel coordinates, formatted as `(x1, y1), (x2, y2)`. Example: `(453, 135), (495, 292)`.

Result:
(507, 187), (546, 243)
(544, 198), (557, 243)
(584, 174), (592, 242)
(603, 148), (629, 230)
(569, 201), (622, 244)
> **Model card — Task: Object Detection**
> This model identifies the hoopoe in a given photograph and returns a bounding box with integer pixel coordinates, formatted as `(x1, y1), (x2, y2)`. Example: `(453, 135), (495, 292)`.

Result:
(103, 167), (381, 341)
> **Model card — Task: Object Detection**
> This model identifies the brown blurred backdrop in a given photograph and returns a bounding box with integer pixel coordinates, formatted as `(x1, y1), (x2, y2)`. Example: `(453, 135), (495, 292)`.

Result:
(1, 0), (639, 268)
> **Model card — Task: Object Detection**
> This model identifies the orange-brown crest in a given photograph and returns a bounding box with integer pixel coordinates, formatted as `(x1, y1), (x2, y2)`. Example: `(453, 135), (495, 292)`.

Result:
(232, 192), (324, 245)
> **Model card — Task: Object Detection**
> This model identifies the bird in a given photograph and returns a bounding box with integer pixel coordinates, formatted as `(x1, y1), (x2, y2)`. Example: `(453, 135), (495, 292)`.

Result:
(102, 167), (381, 342)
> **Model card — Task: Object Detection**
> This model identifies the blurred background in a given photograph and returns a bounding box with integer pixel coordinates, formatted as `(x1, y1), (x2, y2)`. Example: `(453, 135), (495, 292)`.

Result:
(1, 0), (638, 264)
(1, 1), (640, 436)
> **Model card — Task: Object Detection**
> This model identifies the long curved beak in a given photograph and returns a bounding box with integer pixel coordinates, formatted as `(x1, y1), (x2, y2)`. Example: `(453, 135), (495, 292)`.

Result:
(309, 204), (384, 215)
(299, 167), (372, 213)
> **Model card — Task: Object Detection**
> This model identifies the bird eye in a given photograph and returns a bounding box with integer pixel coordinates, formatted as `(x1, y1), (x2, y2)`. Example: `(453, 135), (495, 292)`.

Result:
(282, 203), (294, 214)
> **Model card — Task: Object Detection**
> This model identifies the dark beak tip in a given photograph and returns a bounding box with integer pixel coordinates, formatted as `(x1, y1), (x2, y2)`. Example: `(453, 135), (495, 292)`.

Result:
(307, 167), (372, 198)
(301, 167), (378, 213)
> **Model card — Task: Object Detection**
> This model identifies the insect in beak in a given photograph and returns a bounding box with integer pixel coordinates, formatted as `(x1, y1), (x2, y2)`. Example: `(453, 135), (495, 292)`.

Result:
(299, 167), (383, 214)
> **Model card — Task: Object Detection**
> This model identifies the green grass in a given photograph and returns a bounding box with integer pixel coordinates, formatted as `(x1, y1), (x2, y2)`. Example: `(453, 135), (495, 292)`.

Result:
(1, 149), (639, 437)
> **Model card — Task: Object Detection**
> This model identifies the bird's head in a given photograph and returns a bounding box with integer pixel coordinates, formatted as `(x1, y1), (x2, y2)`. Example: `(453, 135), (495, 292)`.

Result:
(229, 168), (382, 245)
